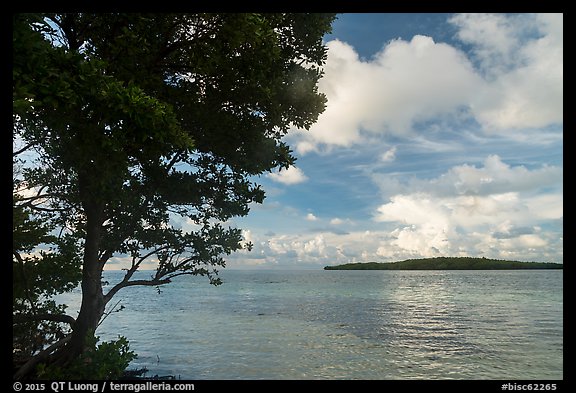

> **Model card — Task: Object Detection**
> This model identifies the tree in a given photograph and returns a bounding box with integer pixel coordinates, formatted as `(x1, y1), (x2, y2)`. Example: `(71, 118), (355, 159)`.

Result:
(12, 187), (82, 370)
(13, 13), (335, 378)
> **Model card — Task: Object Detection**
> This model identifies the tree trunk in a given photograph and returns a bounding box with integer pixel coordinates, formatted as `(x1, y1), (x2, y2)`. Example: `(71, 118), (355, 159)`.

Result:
(56, 196), (106, 364)
(16, 196), (107, 377)
(14, 169), (109, 378)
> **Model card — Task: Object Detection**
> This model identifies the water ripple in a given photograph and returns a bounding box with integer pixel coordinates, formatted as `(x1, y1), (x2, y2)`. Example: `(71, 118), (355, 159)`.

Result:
(74, 269), (565, 379)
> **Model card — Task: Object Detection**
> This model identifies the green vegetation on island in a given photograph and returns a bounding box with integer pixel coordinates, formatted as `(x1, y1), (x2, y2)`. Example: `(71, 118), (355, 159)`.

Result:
(324, 257), (563, 270)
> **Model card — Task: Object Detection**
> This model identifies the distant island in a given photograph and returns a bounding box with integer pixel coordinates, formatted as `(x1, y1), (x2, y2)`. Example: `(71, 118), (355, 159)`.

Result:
(324, 257), (563, 270)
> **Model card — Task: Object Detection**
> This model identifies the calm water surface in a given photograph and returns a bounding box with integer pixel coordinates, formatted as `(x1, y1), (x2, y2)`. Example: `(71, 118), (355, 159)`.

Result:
(62, 269), (563, 379)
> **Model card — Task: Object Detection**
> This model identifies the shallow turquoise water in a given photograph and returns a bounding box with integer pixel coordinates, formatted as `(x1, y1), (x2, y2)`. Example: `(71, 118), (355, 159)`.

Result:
(61, 269), (563, 379)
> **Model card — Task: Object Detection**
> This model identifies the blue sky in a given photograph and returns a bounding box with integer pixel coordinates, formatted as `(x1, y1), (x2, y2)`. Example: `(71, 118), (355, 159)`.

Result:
(14, 14), (562, 272)
(218, 13), (563, 269)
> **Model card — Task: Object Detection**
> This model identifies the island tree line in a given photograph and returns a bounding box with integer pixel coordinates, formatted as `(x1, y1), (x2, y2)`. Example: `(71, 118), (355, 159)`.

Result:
(324, 257), (563, 270)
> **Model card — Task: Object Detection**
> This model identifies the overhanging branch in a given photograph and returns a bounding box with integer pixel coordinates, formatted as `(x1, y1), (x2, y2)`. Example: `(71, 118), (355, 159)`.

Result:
(13, 313), (76, 327)
(13, 335), (71, 380)
(103, 278), (171, 305)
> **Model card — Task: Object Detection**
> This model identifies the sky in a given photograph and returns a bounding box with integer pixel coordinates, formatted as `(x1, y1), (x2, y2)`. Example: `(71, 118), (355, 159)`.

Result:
(11, 14), (563, 271)
(63, 13), (559, 271)
(213, 13), (563, 270)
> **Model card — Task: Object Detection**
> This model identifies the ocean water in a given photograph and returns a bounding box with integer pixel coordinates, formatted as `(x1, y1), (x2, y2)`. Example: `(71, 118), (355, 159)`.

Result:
(61, 269), (563, 380)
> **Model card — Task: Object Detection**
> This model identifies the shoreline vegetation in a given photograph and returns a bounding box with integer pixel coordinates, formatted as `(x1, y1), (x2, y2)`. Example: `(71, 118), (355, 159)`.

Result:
(324, 257), (563, 270)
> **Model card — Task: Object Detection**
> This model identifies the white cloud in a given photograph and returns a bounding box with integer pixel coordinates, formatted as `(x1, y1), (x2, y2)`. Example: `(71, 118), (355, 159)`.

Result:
(524, 194), (563, 220)
(266, 165), (308, 185)
(226, 154), (561, 268)
(329, 217), (355, 227)
(380, 146), (397, 162)
(291, 36), (481, 154)
(229, 230), (387, 268)
(228, 208), (561, 268)
(427, 154), (562, 198)
(450, 13), (563, 130)
(449, 13), (524, 74)
(227, 15), (562, 269)
(305, 213), (318, 221)
(289, 13), (562, 154)
(372, 155), (562, 258)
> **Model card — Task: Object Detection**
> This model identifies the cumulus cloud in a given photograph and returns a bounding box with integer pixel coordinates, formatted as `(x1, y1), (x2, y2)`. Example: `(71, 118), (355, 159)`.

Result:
(306, 213), (318, 221)
(328, 217), (356, 227)
(449, 13), (525, 74)
(291, 35), (481, 154)
(451, 13), (563, 130)
(229, 211), (561, 269)
(290, 13), (562, 154)
(426, 154), (562, 197)
(373, 155), (562, 258)
(266, 165), (308, 185)
(228, 230), (387, 268)
(380, 146), (397, 163)
(492, 222), (535, 239)
(227, 153), (562, 268)
(227, 14), (562, 269)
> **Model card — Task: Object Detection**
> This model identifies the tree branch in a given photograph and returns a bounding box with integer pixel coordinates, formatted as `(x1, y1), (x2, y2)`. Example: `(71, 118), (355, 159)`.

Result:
(13, 142), (35, 157)
(13, 251), (37, 314)
(13, 335), (71, 380)
(13, 313), (76, 327)
(103, 278), (171, 304)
